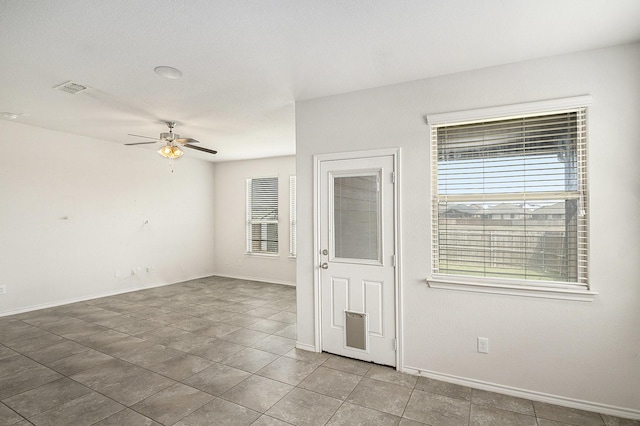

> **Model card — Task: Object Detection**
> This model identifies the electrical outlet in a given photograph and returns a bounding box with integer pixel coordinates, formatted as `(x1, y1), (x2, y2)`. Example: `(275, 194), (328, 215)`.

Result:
(0, 285), (6, 295)
(477, 337), (489, 354)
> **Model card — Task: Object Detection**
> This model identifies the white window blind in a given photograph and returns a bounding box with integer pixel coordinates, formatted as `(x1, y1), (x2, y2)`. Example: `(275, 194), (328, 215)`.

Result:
(289, 175), (296, 257)
(431, 107), (588, 288)
(246, 177), (278, 254)
(333, 174), (381, 261)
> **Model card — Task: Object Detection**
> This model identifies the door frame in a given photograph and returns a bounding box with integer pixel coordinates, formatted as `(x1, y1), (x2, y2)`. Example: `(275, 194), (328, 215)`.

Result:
(313, 148), (403, 370)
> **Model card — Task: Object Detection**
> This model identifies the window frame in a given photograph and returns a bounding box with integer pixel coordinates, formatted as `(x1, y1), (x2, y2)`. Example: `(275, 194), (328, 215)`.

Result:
(246, 176), (279, 256)
(426, 96), (597, 301)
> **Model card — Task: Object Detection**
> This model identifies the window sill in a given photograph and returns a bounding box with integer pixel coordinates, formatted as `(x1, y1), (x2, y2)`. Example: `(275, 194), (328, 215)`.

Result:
(426, 277), (597, 302)
(245, 252), (280, 259)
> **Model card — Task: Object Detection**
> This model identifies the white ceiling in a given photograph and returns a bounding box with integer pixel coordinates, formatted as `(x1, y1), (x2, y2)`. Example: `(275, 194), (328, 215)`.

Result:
(2, 0), (639, 162)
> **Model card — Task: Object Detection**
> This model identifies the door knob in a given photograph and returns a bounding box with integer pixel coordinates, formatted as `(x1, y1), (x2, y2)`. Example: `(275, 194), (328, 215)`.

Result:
(320, 262), (329, 269)
(322, 249), (329, 256)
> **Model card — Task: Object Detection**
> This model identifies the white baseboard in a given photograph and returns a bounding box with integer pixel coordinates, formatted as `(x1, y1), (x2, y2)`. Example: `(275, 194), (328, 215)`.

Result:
(295, 342), (318, 352)
(0, 274), (295, 318)
(212, 272), (296, 287)
(403, 365), (640, 421)
(0, 281), (176, 318)
(0, 274), (221, 318)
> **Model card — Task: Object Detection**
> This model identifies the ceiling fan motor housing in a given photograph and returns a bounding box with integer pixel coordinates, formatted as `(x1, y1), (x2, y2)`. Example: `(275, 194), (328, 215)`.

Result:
(160, 132), (178, 141)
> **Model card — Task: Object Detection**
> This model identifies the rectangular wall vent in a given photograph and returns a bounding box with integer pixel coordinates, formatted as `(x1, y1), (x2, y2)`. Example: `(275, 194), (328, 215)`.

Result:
(54, 81), (89, 94)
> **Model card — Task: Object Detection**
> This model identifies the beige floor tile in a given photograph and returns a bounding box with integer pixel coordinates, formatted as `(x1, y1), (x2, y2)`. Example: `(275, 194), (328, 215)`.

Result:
(403, 389), (470, 426)
(250, 415), (293, 425)
(326, 402), (401, 425)
(252, 335), (296, 355)
(257, 356), (318, 386)
(471, 388), (534, 416)
(470, 404), (537, 426)
(415, 376), (472, 401)
(175, 398), (261, 426)
(147, 353), (213, 381)
(0, 364), (62, 400)
(222, 375), (293, 413)
(322, 354), (372, 376)
(132, 383), (214, 425)
(221, 347), (280, 373)
(28, 392), (124, 426)
(600, 413), (640, 426)
(184, 363), (251, 395)
(70, 359), (175, 406)
(534, 401), (605, 426)
(298, 366), (362, 400)
(366, 364), (418, 388)
(347, 377), (413, 417)
(93, 409), (161, 425)
(3, 378), (92, 419)
(0, 402), (28, 426)
(266, 387), (341, 425)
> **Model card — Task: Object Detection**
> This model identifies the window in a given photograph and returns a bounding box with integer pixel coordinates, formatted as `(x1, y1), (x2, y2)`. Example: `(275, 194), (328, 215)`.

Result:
(246, 177), (278, 255)
(334, 173), (381, 261)
(289, 175), (297, 258)
(429, 98), (590, 294)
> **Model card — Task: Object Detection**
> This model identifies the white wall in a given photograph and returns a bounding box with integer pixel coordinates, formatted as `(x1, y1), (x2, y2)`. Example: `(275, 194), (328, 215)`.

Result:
(0, 121), (217, 314)
(213, 156), (296, 285)
(296, 43), (640, 414)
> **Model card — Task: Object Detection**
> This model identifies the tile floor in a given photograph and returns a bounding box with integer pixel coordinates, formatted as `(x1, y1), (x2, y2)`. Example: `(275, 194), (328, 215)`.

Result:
(0, 276), (637, 426)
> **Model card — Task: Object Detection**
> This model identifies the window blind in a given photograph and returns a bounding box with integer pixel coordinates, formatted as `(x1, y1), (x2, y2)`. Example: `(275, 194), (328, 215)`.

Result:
(289, 175), (296, 257)
(431, 108), (588, 287)
(246, 177), (279, 254)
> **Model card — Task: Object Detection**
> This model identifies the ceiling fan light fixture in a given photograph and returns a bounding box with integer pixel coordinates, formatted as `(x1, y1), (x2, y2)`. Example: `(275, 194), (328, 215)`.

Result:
(154, 66), (182, 79)
(157, 144), (172, 157)
(157, 144), (183, 159)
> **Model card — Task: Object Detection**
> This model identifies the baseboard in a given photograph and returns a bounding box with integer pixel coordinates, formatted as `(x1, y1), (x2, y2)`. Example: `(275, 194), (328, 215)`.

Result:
(0, 273), (296, 318)
(213, 272), (296, 287)
(402, 365), (640, 421)
(295, 342), (318, 352)
(0, 276), (209, 318)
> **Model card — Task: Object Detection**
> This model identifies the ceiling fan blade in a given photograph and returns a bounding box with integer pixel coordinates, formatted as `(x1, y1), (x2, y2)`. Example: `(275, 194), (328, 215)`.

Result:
(125, 141), (158, 146)
(184, 143), (217, 155)
(127, 133), (161, 141)
(175, 138), (199, 144)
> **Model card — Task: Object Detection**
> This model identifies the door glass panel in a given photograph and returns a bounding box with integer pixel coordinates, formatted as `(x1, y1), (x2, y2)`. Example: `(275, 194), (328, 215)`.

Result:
(333, 173), (380, 261)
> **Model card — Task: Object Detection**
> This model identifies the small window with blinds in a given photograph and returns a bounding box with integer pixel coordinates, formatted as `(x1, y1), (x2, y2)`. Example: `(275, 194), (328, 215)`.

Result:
(289, 175), (297, 258)
(430, 104), (588, 290)
(246, 177), (279, 255)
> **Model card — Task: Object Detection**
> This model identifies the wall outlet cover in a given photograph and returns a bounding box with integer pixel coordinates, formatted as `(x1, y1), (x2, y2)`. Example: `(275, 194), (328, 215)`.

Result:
(478, 337), (489, 354)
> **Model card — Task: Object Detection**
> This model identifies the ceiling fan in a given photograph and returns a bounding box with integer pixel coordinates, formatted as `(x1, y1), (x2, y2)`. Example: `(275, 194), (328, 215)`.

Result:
(125, 121), (217, 158)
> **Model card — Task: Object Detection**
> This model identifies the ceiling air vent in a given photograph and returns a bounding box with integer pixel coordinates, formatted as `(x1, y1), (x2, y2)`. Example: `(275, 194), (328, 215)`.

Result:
(54, 81), (89, 94)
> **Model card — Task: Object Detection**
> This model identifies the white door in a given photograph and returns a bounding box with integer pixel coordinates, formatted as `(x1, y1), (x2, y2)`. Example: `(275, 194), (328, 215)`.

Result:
(319, 154), (396, 366)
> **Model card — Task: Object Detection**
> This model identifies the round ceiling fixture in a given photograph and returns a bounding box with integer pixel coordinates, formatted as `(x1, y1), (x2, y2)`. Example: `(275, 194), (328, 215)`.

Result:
(154, 66), (183, 79)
